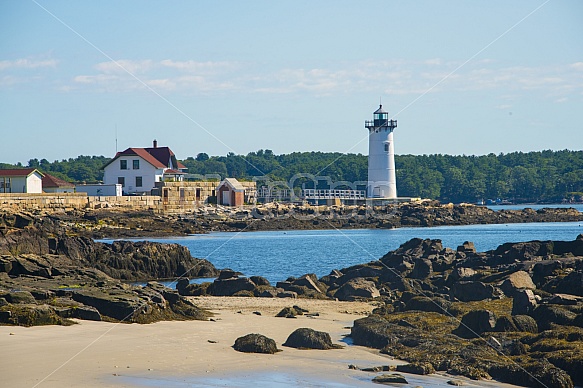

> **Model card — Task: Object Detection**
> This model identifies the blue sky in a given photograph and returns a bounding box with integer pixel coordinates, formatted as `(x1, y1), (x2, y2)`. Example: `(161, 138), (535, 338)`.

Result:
(1, 1), (582, 164)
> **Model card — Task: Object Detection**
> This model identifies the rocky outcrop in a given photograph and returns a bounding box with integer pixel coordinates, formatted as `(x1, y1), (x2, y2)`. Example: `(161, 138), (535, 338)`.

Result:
(0, 253), (211, 325)
(333, 278), (380, 301)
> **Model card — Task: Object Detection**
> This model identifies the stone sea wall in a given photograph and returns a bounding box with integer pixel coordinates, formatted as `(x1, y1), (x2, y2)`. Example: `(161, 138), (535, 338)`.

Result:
(0, 193), (161, 212)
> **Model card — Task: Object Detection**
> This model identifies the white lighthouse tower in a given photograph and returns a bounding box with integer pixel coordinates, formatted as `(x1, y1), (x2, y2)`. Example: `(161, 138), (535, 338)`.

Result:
(366, 104), (398, 199)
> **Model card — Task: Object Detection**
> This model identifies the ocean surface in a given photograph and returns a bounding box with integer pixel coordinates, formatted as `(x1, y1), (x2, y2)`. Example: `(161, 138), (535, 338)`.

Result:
(106, 220), (583, 285)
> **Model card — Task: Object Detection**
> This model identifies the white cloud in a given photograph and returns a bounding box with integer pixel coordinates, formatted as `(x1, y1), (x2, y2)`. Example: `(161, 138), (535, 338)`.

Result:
(64, 56), (583, 101)
(94, 59), (153, 74)
(160, 59), (237, 74)
(0, 58), (58, 71)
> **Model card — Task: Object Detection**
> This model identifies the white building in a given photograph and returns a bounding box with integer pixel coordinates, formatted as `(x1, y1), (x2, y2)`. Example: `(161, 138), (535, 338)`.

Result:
(102, 140), (187, 195)
(0, 168), (44, 194)
(365, 105), (397, 199)
(75, 183), (122, 197)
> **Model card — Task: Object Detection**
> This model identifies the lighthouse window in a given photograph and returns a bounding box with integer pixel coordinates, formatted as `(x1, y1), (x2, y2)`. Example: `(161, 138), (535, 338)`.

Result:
(384, 143), (389, 152)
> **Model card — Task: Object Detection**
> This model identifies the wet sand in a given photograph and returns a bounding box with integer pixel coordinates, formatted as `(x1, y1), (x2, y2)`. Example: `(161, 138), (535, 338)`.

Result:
(1, 297), (521, 387)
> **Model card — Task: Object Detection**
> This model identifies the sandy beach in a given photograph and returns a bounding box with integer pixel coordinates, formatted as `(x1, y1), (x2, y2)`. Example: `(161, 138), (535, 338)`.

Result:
(1, 297), (522, 388)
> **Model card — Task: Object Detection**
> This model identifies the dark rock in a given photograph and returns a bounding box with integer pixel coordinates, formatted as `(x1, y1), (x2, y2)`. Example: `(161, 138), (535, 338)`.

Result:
(512, 315), (538, 333)
(396, 362), (435, 375)
(457, 241), (476, 254)
(276, 306), (303, 318)
(512, 289), (537, 315)
(292, 274), (323, 293)
(494, 316), (518, 332)
(256, 288), (278, 298)
(372, 373), (408, 384)
(179, 282), (210, 296)
(531, 305), (577, 330)
(233, 333), (280, 354)
(549, 271), (583, 297)
(333, 278), (380, 301)
(351, 315), (393, 349)
(548, 293), (581, 305)
(218, 269), (239, 279)
(410, 259), (433, 279)
(4, 304), (68, 326)
(249, 276), (271, 287)
(283, 327), (342, 350)
(176, 278), (190, 293)
(209, 277), (256, 296)
(451, 281), (500, 302)
(277, 291), (297, 298)
(5, 291), (36, 304)
(14, 213), (33, 229)
(71, 289), (142, 321)
(453, 310), (497, 339)
(404, 296), (451, 314)
(489, 361), (573, 388)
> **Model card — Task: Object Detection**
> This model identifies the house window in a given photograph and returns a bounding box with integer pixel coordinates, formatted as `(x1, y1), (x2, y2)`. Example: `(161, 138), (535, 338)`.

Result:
(120, 160), (128, 170)
(135, 176), (142, 187)
(384, 143), (389, 152)
(196, 188), (201, 200)
(133, 160), (140, 170)
(118, 177), (125, 187)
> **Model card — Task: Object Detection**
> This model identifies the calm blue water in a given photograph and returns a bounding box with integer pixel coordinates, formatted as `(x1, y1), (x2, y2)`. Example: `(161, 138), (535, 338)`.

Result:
(487, 203), (583, 211)
(105, 221), (583, 285)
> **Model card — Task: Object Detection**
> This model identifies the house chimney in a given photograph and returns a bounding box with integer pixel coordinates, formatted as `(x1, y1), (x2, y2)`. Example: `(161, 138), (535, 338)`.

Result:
(153, 139), (158, 148)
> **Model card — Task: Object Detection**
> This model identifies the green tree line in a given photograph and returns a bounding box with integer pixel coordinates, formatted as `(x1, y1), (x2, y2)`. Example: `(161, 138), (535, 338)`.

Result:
(3, 150), (582, 203)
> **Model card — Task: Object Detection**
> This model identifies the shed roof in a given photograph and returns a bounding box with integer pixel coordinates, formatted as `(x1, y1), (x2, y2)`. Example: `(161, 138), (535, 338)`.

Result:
(218, 177), (245, 191)
(0, 168), (44, 177)
(42, 173), (75, 188)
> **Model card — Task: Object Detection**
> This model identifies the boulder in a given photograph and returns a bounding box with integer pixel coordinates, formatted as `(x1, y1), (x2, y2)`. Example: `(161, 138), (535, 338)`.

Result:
(233, 333), (280, 354)
(72, 289), (142, 321)
(277, 291), (297, 299)
(453, 310), (497, 339)
(512, 289), (537, 315)
(530, 305), (577, 330)
(4, 291), (36, 304)
(283, 327), (342, 350)
(410, 258), (433, 279)
(451, 281), (500, 302)
(500, 271), (536, 297)
(276, 306), (304, 318)
(396, 362), (435, 375)
(457, 241), (476, 254)
(257, 288), (278, 298)
(249, 276), (271, 287)
(448, 267), (477, 283)
(512, 315), (538, 333)
(292, 274), (323, 293)
(372, 374), (408, 384)
(548, 293), (582, 305)
(333, 278), (380, 301)
(209, 277), (257, 296)
(549, 271), (583, 297)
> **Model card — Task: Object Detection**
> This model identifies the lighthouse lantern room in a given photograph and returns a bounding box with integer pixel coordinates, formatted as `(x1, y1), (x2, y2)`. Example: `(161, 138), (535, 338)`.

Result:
(365, 104), (398, 199)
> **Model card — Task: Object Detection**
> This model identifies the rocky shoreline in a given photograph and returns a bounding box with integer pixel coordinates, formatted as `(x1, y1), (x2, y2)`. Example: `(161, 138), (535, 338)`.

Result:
(6, 201), (582, 239)
(1, 206), (583, 387)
